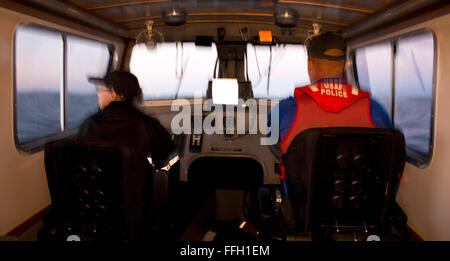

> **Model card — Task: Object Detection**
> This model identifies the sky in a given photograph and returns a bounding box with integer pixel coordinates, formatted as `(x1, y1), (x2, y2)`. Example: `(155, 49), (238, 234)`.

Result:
(130, 42), (310, 100)
(15, 25), (435, 104)
(247, 43), (310, 99)
(130, 42), (217, 100)
(356, 32), (434, 100)
(15, 26), (109, 94)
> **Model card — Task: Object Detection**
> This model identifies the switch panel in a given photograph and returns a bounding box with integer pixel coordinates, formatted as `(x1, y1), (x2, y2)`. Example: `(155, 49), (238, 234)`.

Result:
(189, 134), (203, 153)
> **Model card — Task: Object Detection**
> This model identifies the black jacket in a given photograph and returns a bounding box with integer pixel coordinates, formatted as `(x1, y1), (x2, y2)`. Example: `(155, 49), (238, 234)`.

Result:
(78, 101), (175, 168)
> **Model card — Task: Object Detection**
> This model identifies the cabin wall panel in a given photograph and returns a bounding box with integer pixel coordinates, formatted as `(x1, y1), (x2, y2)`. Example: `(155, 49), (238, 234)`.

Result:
(348, 13), (450, 241)
(0, 7), (124, 236)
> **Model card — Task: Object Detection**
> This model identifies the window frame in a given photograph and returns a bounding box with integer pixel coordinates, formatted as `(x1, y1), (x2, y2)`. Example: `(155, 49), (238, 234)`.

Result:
(349, 28), (437, 168)
(13, 23), (115, 154)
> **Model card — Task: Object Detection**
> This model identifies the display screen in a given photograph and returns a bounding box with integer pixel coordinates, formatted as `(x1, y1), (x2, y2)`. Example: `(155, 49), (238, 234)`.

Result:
(212, 78), (239, 105)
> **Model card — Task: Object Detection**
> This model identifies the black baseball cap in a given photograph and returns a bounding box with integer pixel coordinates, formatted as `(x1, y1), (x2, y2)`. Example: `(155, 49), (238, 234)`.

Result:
(89, 71), (142, 101)
(306, 32), (346, 61)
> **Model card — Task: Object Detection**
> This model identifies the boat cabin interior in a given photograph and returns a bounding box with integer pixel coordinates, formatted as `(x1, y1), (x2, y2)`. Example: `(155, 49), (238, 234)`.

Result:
(0, 0), (449, 244)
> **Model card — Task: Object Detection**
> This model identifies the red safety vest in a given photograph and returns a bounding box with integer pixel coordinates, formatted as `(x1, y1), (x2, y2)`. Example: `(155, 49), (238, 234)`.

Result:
(279, 82), (375, 180)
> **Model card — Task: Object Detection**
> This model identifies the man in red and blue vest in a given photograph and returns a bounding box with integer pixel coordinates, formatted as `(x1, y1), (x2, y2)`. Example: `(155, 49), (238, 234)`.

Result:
(270, 32), (392, 183)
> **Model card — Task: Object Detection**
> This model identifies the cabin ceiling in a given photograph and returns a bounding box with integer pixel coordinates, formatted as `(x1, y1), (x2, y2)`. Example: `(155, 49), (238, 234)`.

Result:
(64, 0), (398, 28)
(57, 0), (400, 41)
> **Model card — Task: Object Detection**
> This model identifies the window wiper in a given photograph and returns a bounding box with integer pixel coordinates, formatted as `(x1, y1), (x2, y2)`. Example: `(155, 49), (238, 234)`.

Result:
(174, 41), (187, 99)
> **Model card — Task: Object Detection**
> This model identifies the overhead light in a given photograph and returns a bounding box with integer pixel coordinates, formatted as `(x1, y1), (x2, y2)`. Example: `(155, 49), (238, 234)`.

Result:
(274, 7), (298, 28)
(163, 7), (186, 26)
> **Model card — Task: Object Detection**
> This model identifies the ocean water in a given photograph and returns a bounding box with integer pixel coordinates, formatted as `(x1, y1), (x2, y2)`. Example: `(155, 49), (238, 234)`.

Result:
(17, 91), (98, 144)
(394, 96), (433, 163)
(16, 91), (433, 163)
(67, 93), (99, 129)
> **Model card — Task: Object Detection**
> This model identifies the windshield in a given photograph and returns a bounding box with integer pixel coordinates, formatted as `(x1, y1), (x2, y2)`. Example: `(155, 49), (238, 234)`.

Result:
(130, 42), (310, 101)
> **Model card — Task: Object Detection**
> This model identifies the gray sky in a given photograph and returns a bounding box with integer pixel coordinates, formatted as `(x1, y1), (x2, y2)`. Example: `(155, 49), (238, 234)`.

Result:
(16, 26), (109, 94)
(130, 42), (310, 100)
(16, 25), (434, 103)
(357, 32), (434, 98)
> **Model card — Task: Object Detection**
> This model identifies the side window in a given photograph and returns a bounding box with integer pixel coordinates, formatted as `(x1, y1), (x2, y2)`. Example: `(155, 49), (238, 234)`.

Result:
(247, 44), (310, 99)
(130, 42), (217, 100)
(14, 25), (112, 151)
(15, 26), (63, 145)
(394, 33), (435, 165)
(354, 31), (435, 167)
(355, 42), (393, 116)
(67, 36), (109, 129)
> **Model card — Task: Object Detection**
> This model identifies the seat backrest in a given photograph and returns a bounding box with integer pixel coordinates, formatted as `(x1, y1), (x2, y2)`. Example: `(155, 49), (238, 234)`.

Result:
(284, 127), (405, 240)
(44, 140), (152, 241)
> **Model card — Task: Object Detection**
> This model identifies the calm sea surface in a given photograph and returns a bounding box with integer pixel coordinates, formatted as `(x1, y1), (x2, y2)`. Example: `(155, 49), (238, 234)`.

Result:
(17, 91), (98, 144)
